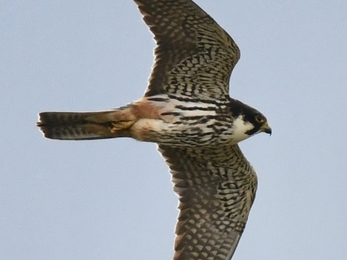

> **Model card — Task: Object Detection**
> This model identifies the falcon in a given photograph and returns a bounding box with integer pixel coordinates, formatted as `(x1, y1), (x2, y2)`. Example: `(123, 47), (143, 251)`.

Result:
(37, 0), (271, 259)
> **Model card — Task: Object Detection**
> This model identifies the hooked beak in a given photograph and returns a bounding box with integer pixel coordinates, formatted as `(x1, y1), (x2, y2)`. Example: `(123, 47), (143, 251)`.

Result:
(261, 122), (272, 135)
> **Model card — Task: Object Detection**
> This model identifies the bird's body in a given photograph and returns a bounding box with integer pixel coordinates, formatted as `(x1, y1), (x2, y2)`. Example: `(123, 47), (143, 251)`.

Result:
(39, 94), (263, 146)
(37, 0), (271, 259)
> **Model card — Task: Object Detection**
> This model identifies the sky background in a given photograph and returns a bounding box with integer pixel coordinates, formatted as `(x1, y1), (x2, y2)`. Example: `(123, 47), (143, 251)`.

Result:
(1, 0), (346, 259)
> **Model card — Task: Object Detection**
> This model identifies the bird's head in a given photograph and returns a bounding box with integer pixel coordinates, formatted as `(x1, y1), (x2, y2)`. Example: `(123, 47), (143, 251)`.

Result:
(230, 99), (272, 143)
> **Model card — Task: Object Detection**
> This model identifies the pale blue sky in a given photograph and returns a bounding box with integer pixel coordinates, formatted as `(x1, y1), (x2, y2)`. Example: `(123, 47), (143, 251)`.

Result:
(1, 1), (346, 259)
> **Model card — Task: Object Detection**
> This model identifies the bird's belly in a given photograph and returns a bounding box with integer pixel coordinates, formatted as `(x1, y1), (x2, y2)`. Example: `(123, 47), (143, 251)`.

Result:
(130, 117), (235, 146)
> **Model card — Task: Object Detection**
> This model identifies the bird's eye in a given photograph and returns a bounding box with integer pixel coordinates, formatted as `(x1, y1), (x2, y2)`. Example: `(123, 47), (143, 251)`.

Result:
(255, 115), (264, 123)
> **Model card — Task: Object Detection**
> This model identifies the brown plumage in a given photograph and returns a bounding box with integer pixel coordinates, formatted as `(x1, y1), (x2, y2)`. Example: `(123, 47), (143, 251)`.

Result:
(37, 1), (271, 259)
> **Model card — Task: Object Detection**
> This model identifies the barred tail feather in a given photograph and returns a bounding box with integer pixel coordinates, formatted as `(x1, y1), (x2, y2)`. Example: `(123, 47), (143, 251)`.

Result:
(37, 111), (130, 140)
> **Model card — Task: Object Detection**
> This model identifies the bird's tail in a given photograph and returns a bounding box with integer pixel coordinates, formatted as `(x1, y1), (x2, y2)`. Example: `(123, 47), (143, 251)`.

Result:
(37, 110), (135, 140)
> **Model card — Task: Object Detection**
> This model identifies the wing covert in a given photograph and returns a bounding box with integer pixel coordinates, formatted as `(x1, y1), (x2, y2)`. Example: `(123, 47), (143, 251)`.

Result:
(134, 0), (240, 98)
(158, 144), (257, 260)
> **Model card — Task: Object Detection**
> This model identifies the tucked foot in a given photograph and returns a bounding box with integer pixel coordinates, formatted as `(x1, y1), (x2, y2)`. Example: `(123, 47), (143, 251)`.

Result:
(110, 121), (135, 133)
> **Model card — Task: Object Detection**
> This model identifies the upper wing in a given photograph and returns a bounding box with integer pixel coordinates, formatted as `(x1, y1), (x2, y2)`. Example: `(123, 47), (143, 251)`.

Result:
(134, 0), (240, 98)
(158, 144), (257, 260)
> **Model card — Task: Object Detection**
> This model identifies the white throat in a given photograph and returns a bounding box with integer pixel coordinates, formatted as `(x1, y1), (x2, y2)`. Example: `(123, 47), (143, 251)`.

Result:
(231, 115), (255, 143)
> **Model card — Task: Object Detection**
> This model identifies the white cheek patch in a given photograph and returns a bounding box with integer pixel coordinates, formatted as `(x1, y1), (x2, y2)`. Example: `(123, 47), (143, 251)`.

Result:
(232, 116), (254, 143)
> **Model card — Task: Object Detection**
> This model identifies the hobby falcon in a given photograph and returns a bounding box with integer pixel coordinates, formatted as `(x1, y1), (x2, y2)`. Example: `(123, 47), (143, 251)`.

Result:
(37, 0), (271, 259)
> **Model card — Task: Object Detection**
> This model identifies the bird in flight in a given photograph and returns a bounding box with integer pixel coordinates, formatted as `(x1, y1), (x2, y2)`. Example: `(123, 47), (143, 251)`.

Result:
(37, 0), (271, 259)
